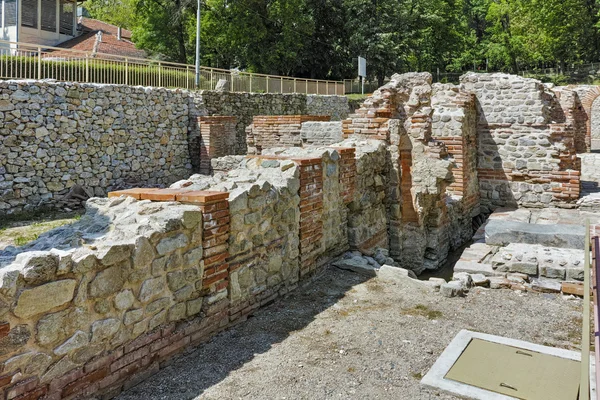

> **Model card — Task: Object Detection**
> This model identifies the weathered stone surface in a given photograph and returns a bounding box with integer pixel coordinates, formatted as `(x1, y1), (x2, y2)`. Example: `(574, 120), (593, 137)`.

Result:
(156, 234), (189, 256)
(114, 290), (135, 310)
(89, 265), (125, 298)
(91, 318), (120, 342)
(139, 277), (166, 302)
(98, 244), (132, 266)
(440, 281), (463, 298)
(0, 325), (31, 356)
(470, 274), (490, 287)
(454, 261), (499, 277)
(377, 265), (417, 280)
(333, 257), (377, 277)
(133, 237), (155, 269)
(485, 220), (585, 249)
(14, 280), (77, 318)
(531, 278), (561, 293)
(54, 331), (89, 355)
(507, 262), (538, 276)
(17, 251), (59, 284)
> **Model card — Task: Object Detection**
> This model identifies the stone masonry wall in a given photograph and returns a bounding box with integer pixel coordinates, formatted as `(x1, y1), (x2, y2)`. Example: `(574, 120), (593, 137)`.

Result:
(0, 81), (192, 215)
(0, 82), (349, 215)
(0, 138), (361, 400)
(460, 73), (582, 210)
(245, 115), (331, 155)
(189, 92), (348, 159)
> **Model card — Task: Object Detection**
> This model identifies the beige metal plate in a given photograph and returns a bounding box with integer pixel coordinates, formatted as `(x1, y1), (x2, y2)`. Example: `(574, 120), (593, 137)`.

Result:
(445, 338), (581, 400)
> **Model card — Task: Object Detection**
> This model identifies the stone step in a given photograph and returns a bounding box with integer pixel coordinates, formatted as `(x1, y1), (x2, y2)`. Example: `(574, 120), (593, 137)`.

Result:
(453, 260), (503, 277)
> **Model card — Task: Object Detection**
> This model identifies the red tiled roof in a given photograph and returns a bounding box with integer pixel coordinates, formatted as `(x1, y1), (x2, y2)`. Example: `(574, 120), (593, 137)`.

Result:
(49, 18), (146, 59)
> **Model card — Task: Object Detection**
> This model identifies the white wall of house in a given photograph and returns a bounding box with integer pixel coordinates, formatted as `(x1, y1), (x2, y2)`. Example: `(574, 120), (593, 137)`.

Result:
(0, 0), (77, 47)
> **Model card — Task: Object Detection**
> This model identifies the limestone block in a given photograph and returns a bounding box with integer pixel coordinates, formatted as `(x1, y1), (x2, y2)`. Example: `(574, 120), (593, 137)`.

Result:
(14, 280), (77, 318)
(89, 265), (125, 298)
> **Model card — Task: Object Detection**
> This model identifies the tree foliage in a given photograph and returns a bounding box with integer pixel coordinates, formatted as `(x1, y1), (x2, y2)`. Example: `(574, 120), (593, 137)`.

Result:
(83, 0), (600, 80)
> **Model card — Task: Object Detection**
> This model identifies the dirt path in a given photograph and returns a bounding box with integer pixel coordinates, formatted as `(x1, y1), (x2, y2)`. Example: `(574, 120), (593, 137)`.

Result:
(117, 266), (582, 400)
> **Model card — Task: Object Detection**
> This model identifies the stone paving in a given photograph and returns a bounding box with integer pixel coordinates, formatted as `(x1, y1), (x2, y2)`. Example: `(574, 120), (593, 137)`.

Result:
(578, 153), (600, 210)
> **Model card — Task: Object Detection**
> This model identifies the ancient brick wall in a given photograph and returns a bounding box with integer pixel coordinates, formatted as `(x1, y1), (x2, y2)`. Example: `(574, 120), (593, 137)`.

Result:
(245, 115), (331, 154)
(461, 73), (582, 210)
(0, 82), (348, 216)
(191, 116), (237, 174)
(189, 92), (348, 158)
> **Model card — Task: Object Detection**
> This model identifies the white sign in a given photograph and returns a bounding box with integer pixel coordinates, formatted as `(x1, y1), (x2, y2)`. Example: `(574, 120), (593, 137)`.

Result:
(358, 56), (366, 77)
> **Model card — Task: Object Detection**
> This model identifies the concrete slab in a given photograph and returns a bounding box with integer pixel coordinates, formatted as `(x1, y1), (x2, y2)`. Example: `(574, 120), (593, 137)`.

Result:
(485, 219), (585, 249)
(421, 329), (596, 400)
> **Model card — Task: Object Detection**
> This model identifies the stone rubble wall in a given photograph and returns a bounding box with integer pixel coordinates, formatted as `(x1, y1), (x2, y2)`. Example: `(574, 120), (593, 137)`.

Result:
(0, 81), (192, 215)
(460, 73), (582, 210)
(0, 195), (218, 399)
(0, 82), (349, 216)
(300, 121), (344, 146)
(342, 72), (469, 274)
(245, 115), (331, 155)
(189, 92), (348, 159)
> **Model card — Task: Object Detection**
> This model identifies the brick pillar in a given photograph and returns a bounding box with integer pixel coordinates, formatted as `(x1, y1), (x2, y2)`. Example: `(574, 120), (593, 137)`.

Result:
(296, 157), (324, 277)
(176, 190), (231, 316)
(400, 149), (418, 223)
(198, 116), (237, 174)
(332, 147), (357, 204)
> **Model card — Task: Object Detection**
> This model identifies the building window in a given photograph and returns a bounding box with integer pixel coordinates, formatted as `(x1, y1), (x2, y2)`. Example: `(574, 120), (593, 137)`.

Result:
(21, 0), (38, 28)
(41, 0), (57, 32)
(3, 0), (18, 27)
(59, 0), (73, 35)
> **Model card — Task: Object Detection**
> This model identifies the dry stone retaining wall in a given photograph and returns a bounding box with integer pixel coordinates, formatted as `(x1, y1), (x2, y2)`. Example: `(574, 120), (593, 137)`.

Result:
(0, 81), (192, 215)
(0, 82), (349, 216)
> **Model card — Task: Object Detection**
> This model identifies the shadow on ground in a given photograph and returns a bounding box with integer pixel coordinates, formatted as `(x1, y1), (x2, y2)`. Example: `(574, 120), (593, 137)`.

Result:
(117, 267), (370, 400)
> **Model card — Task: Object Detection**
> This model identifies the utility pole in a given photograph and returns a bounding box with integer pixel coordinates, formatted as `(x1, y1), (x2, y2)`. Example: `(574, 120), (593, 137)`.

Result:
(195, 0), (201, 88)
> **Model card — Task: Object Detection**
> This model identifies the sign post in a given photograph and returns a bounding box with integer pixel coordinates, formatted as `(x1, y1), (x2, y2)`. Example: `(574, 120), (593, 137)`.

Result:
(358, 56), (366, 95)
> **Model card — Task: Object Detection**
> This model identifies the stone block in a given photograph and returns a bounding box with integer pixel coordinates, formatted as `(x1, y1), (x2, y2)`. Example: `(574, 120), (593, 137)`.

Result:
(485, 220), (585, 249)
(14, 280), (77, 318)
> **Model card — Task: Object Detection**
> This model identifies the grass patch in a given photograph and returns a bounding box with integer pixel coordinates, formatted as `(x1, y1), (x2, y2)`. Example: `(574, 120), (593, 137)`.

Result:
(345, 93), (369, 101)
(410, 371), (423, 380)
(402, 304), (443, 320)
(0, 212), (83, 249)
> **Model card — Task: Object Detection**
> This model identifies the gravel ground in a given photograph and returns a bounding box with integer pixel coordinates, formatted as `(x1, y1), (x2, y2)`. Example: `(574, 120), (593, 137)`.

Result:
(118, 266), (583, 400)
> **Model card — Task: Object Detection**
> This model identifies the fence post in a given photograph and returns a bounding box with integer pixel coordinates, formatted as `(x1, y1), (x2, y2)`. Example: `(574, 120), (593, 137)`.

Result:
(326, 81), (329, 95)
(124, 58), (128, 85)
(85, 53), (89, 82)
(294, 78), (297, 93)
(37, 47), (41, 80)
(186, 65), (190, 90)
(266, 77), (269, 93)
(158, 62), (162, 87)
(210, 70), (213, 90)
(280, 76), (283, 93)
(249, 73), (252, 93)
(316, 81), (319, 95)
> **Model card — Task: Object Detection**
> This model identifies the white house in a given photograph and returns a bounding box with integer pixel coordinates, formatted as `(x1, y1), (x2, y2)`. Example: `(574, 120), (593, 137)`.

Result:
(1, 0), (79, 47)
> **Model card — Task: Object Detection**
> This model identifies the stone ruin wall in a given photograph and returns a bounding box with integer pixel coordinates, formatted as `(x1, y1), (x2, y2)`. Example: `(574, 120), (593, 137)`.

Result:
(0, 81), (192, 215)
(0, 139), (366, 399)
(0, 81), (349, 216)
(0, 72), (594, 399)
(461, 73), (583, 210)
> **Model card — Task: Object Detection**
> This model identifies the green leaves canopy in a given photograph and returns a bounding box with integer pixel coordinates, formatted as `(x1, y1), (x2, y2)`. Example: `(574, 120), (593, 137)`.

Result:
(83, 0), (600, 81)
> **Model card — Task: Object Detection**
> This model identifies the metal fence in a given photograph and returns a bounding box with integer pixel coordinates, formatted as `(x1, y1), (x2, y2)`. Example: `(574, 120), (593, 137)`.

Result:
(0, 39), (345, 95)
